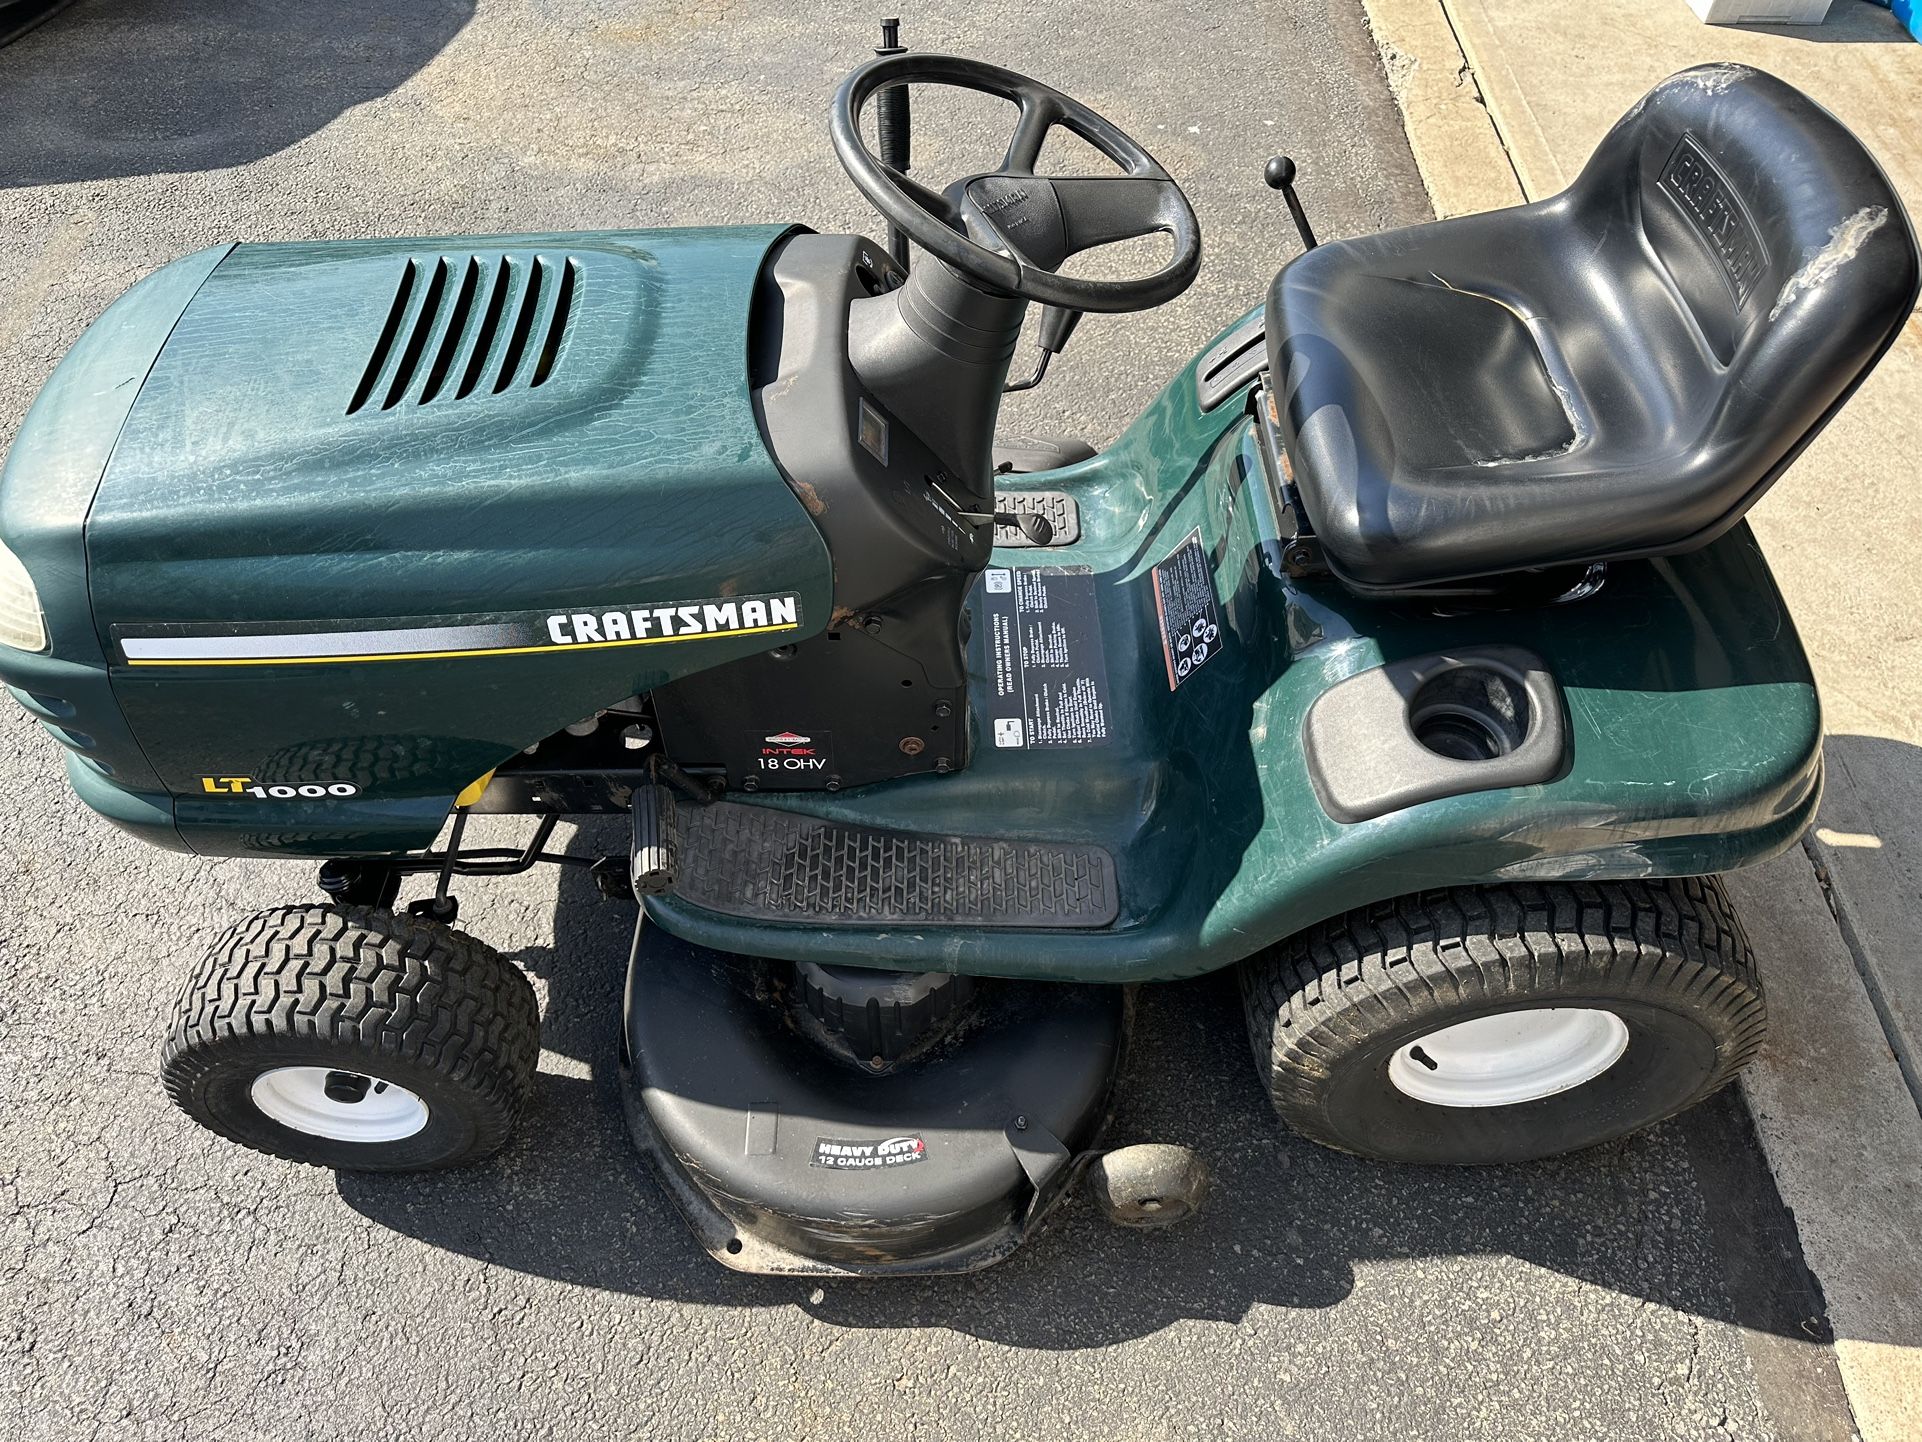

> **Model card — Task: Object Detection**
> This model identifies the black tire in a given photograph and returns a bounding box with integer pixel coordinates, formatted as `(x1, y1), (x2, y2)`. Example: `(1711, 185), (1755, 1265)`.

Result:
(162, 904), (540, 1171)
(1238, 879), (1765, 1165)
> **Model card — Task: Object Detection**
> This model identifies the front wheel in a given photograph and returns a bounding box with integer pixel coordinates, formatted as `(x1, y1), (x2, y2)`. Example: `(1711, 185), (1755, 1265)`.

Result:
(1239, 879), (1765, 1165)
(161, 904), (540, 1171)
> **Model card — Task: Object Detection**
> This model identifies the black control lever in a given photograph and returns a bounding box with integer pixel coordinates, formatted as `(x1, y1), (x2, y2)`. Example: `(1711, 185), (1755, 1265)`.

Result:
(1264, 155), (1319, 252)
(875, 18), (912, 271)
(1003, 306), (1083, 393)
(993, 510), (1055, 545)
(927, 479), (1056, 546)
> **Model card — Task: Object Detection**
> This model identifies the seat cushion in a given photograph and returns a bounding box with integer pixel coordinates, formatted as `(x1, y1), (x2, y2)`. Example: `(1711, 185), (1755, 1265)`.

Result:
(1267, 64), (1920, 592)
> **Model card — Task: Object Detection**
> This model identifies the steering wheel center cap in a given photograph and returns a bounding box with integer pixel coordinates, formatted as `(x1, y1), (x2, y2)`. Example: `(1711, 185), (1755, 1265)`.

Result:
(964, 176), (1068, 267)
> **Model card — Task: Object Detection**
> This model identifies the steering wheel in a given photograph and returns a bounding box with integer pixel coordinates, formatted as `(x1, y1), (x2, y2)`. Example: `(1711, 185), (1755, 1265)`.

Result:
(831, 54), (1202, 314)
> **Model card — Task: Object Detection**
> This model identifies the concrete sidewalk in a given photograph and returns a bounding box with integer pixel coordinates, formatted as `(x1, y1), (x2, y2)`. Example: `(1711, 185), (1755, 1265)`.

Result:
(1356, 1), (1922, 1436)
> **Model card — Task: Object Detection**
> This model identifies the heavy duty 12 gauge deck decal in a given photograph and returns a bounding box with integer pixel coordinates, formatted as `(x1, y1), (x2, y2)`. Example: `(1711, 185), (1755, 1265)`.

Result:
(1151, 528), (1223, 690)
(113, 592), (804, 666)
(980, 566), (1112, 749)
(811, 1135), (927, 1170)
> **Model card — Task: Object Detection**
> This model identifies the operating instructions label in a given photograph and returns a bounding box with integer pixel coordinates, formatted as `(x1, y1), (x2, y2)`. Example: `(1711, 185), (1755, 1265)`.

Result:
(981, 566), (1112, 749)
(1151, 528), (1223, 690)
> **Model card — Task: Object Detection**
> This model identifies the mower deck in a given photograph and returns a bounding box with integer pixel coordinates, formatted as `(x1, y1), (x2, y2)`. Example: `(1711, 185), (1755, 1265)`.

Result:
(620, 923), (1126, 1275)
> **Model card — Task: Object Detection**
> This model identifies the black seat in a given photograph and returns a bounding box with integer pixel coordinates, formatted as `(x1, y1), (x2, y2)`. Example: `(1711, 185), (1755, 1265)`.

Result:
(1266, 65), (1920, 592)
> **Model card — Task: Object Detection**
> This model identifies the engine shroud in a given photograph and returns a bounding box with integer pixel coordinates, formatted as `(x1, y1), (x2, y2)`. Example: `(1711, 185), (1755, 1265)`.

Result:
(0, 227), (833, 856)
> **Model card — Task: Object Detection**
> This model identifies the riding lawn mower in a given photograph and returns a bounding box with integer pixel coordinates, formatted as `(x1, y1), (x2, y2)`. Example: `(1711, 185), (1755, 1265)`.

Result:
(0, 31), (1915, 1274)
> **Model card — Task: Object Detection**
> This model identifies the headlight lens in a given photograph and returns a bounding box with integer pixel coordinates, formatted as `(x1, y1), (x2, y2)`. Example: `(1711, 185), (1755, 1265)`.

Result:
(0, 537), (49, 652)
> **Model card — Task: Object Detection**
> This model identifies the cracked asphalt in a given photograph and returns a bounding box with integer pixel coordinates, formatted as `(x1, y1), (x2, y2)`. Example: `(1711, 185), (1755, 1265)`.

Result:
(0, 2), (1851, 1439)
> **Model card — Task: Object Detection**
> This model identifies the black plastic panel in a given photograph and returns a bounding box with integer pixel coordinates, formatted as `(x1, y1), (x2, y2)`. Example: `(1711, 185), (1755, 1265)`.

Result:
(657, 232), (976, 793)
(657, 788), (1119, 928)
(990, 433), (1096, 474)
(1194, 310), (1265, 411)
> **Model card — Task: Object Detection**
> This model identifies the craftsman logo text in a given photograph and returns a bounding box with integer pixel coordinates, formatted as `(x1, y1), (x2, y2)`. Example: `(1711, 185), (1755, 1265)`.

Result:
(546, 594), (799, 647)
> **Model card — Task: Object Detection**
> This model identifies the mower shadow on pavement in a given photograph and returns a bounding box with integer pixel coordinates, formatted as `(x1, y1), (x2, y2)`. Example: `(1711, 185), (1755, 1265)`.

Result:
(335, 824), (1837, 1350)
(0, 0), (474, 189)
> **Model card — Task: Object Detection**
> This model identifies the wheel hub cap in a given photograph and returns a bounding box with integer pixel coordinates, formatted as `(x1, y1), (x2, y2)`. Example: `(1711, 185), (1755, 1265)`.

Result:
(250, 1066), (429, 1142)
(1387, 1007), (1630, 1108)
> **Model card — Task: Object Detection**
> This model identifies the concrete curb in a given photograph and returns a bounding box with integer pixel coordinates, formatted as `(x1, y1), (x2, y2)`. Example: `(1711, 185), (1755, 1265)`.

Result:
(1356, 0), (1523, 215)
(1807, 751), (1922, 1117)
(1355, 3), (1922, 1438)
(1731, 856), (1922, 1442)
(1428, 0), (1565, 200)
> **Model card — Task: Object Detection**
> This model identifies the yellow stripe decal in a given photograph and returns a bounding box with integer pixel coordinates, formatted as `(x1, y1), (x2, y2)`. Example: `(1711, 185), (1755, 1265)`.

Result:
(123, 620), (801, 667)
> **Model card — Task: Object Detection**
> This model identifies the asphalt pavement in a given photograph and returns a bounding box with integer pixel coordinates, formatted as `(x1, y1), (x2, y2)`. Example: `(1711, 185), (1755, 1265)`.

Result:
(0, 2), (1852, 1439)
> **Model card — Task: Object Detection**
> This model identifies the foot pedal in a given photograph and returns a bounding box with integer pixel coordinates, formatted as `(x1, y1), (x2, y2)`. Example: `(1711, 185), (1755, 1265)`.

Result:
(992, 492), (1080, 549)
(656, 792), (1118, 929)
(630, 784), (674, 895)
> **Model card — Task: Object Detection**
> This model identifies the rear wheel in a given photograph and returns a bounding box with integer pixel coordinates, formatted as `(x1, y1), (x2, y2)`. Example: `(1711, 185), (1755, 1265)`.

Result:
(162, 904), (540, 1171)
(1239, 879), (1765, 1164)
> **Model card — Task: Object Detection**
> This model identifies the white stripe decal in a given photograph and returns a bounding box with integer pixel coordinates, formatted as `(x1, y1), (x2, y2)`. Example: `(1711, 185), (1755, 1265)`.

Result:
(114, 591), (808, 666)
(120, 623), (512, 662)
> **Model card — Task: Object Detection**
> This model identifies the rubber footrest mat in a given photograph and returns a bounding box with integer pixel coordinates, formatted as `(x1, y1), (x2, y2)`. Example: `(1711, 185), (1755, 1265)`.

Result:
(666, 797), (1119, 929)
(992, 491), (1081, 548)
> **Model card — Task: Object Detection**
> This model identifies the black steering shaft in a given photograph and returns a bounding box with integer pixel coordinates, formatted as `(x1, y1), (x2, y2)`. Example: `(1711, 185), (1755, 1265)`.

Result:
(830, 52), (1202, 489)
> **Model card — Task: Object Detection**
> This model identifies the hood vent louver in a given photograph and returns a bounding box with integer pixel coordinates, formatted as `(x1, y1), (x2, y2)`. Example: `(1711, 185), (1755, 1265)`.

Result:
(347, 253), (579, 415)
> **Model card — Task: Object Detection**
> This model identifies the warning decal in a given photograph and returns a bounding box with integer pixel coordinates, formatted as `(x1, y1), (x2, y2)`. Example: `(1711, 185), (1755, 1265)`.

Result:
(981, 566), (1113, 749)
(1151, 528), (1223, 690)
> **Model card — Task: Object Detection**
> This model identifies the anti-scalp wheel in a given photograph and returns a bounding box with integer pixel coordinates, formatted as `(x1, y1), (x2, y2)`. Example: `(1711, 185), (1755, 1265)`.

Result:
(161, 904), (540, 1171)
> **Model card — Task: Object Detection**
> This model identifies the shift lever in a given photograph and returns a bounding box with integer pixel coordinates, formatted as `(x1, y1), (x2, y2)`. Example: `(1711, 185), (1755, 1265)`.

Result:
(993, 509), (1055, 545)
(925, 479), (1056, 546)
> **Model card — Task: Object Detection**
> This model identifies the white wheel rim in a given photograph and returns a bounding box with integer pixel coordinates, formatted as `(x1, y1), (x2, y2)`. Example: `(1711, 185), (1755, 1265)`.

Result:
(1387, 1007), (1630, 1108)
(250, 1066), (429, 1142)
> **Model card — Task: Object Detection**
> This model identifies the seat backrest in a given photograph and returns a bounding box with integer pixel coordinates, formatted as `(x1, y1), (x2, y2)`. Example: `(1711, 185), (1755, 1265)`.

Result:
(1263, 64), (1917, 593)
(1583, 62), (1916, 424)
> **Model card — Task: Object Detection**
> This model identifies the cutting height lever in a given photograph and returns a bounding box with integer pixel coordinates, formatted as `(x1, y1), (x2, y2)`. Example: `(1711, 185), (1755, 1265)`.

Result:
(1264, 155), (1319, 252)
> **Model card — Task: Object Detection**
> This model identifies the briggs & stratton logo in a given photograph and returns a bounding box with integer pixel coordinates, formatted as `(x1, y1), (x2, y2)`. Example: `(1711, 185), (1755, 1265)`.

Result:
(750, 728), (831, 775)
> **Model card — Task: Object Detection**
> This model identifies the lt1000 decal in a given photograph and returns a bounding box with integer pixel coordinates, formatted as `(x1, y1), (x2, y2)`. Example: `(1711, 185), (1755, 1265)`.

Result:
(199, 777), (360, 799)
(114, 592), (803, 667)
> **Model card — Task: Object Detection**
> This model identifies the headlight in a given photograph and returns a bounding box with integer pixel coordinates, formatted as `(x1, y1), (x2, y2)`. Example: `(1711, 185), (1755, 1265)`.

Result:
(0, 537), (49, 652)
